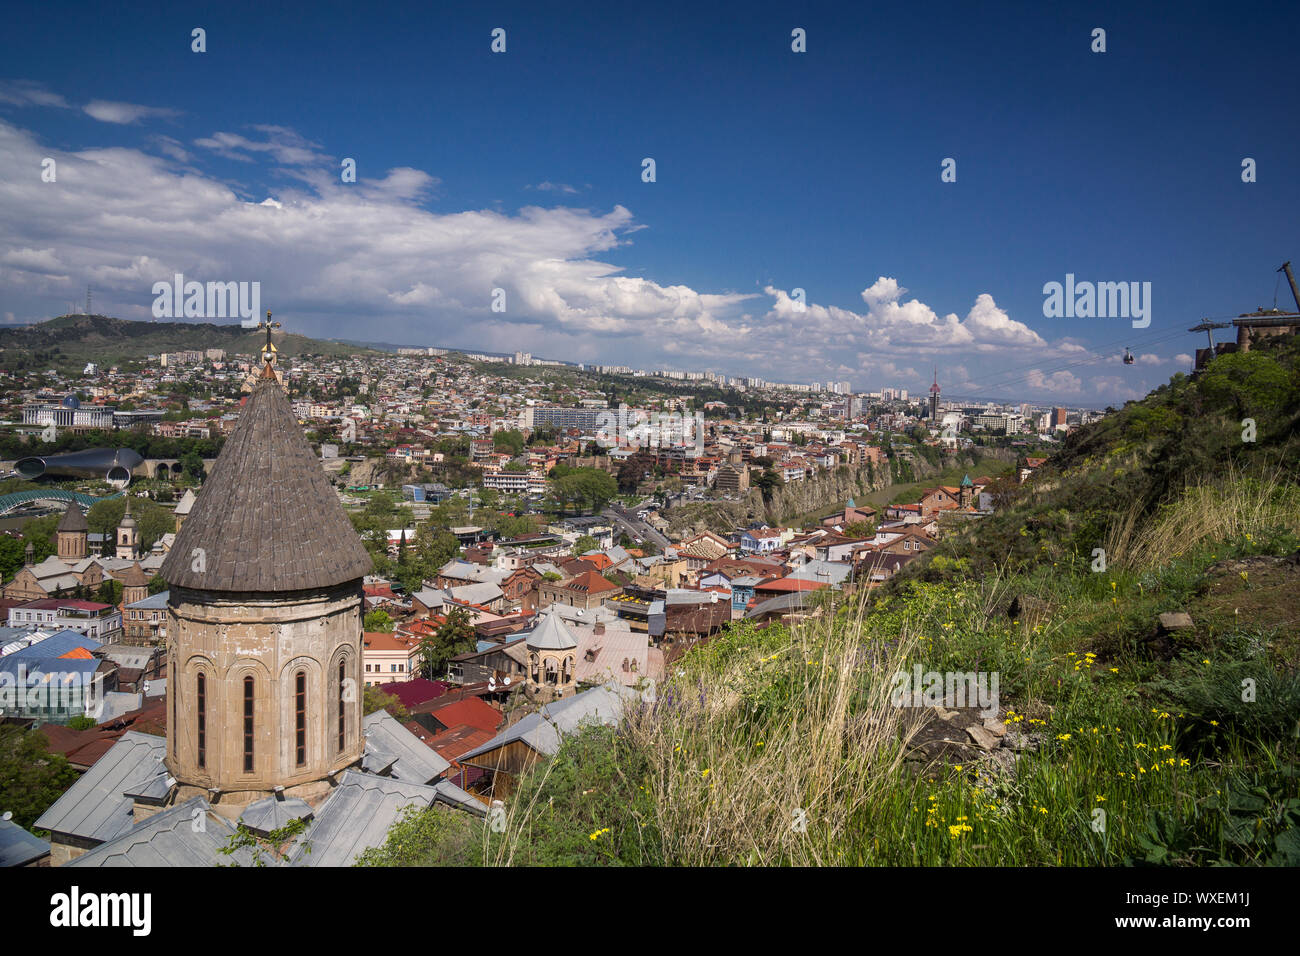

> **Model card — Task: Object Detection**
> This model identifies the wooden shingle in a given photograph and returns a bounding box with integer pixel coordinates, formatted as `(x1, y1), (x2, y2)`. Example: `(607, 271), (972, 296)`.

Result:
(160, 374), (373, 592)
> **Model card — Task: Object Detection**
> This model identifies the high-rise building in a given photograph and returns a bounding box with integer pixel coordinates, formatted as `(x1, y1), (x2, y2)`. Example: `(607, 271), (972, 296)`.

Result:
(929, 369), (941, 422)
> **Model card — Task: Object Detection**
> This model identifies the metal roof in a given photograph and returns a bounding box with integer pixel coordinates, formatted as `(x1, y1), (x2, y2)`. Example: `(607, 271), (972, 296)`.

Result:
(34, 731), (165, 844)
(525, 610), (578, 651)
(363, 709), (451, 783)
(66, 797), (257, 868)
(0, 816), (50, 867)
(287, 770), (441, 867)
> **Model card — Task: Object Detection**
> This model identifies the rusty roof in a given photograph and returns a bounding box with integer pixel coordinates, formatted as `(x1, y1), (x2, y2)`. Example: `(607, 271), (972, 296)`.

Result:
(160, 374), (373, 592)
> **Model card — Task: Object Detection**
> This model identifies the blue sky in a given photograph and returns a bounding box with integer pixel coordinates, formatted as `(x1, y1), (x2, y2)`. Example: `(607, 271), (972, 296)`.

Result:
(2, 0), (1297, 404)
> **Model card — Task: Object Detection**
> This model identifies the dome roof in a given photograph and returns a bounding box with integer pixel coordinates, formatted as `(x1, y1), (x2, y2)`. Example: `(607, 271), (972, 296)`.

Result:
(160, 370), (373, 592)
(61, 394), (81, 409)
(57, 501), (88, 533)
(525, 610), (578, 651)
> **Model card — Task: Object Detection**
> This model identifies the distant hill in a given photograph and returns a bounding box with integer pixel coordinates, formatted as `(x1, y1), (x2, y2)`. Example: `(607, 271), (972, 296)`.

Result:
(0, 314), (383, 371)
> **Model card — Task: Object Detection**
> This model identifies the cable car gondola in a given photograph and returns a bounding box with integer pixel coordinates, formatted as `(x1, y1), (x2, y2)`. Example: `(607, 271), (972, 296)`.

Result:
(1122, 348), (1135, 365)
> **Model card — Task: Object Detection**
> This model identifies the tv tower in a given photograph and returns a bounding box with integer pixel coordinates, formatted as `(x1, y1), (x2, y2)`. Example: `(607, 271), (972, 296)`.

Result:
(929, 367), (941, 422)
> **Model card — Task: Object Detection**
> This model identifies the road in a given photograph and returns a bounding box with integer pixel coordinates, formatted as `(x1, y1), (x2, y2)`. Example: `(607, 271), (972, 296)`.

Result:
(603, 504), (672, 551)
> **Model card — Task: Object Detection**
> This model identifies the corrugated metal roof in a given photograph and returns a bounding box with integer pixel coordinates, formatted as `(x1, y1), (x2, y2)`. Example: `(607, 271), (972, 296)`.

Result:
(66, 797), (257, 868)
(288, 770), (440, 867)
(34, 732), (165, 843)
(363, 709), (450, 783)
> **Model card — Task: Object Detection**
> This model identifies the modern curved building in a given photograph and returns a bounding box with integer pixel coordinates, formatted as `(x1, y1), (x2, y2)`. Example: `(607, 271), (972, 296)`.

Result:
(14, 447), (145, 488)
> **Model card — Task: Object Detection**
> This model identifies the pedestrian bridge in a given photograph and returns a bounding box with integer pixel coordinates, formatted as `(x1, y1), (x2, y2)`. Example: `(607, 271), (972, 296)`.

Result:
(0, 488), (123, 517)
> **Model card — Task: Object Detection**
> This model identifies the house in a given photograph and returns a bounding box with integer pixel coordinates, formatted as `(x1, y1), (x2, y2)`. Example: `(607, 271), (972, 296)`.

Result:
(537, 570), (621, 610)
(362, 631), (422, 685)
(7, 599), (122, 641)
(457, 682), (645, 798)
(739, 527), (789, 554)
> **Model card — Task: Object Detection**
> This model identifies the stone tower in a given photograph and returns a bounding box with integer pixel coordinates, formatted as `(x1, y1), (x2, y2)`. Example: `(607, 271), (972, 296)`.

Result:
(524, 610), (578, 703)
(56, 502), (89, 560)
(159, 363), (374, 817)
(116, 498), (140, 560)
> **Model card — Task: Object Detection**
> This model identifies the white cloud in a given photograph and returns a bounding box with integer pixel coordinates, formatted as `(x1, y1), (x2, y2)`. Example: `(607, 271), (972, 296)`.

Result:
(0, 115), (1117, 401)
(83, 100), (181, 125)
(529, 181), (579, 194)
(0, 81), (71, 109)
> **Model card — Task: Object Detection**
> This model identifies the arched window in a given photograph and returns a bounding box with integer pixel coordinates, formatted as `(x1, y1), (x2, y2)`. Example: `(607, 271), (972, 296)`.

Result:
(170, 662), (176, 759)
(295, 670), (306, 767)
(242, 676), (254, 773)
(337, 660), (346, 753)
(196, 672), (206, 769)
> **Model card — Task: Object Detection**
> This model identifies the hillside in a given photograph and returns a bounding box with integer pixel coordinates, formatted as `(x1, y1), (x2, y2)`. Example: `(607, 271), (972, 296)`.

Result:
(0, 314), (382, 370)
(360, 333), (1300, 867)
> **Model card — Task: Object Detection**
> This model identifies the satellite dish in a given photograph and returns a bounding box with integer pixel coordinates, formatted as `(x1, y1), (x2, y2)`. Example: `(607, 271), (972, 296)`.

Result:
(503, 676), (511, 686)
(488, 677), (497, 691)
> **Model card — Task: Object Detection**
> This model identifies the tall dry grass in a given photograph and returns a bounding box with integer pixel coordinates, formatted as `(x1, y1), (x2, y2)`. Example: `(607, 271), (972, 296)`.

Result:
(616, 596), (921, 866)
(1106, 467), (1300, 570)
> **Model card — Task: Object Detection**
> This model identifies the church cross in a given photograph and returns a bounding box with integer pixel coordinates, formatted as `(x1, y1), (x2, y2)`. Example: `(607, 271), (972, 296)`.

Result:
(258, 311), (282, 366)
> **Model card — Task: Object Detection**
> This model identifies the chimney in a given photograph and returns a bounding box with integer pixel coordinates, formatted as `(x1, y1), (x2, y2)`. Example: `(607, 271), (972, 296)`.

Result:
(593, 622), (605, 636)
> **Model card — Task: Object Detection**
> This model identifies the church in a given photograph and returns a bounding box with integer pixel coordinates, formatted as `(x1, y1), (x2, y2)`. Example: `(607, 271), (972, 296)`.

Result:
(35, 333), (484, 866)
(3, 497), (167, 605)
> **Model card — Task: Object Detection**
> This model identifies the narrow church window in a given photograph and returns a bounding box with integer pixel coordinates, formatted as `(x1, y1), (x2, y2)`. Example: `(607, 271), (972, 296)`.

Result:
(295, 670), (306, 767)
(197, 672), (206, 768)
(337, 660), (346, 752)
(243, 675), (254, 773)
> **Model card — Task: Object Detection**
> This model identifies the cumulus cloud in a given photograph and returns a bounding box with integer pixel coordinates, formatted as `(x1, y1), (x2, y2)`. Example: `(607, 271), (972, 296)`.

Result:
(1025, 369), (1083, 393)
(0, 112), (1112, 401)
(84, 100), (181, 125)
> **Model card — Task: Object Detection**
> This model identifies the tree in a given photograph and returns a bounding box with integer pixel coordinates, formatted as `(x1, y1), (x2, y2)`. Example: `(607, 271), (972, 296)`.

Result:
(0, 536), (26, 583)
(492, 429), (525, 455)
(0, 725), (79, 830)
(364, 609), (394, 632)
(147, 574), (168, 595)
(571, 534), (599, 556)
(418, 606), (478, 679)
(20, 514), (60, 563)
(362, 685), (408, 719)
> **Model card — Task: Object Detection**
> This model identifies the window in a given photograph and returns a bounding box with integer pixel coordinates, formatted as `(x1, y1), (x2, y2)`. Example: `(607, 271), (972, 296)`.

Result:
(337, 660), (346, 753)
(196, 672), (206, 769)
(295, 671), (306, 767)
(243, 676), (254, 773)
(170, 662), (176, 758)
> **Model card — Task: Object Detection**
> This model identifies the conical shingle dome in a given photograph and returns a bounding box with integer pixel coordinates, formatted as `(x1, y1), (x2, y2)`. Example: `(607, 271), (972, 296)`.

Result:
(57, 501), (89, 533)
(160, 373), (372, 592)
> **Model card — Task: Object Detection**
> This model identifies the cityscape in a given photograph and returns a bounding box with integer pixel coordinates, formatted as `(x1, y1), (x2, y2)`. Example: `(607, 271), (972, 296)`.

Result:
(0, 0), (1295, 931)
